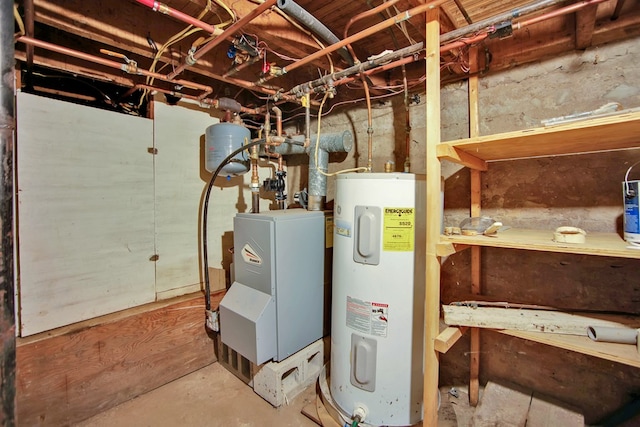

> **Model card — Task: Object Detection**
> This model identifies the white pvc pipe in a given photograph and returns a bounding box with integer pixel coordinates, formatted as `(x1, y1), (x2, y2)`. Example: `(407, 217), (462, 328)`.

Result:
(587, 326), (638, 344)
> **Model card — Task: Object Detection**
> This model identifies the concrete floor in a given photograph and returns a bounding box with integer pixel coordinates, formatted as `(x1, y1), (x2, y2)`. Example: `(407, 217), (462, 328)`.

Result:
(74, 363), (318, 427)
(74, 362), (473, 427)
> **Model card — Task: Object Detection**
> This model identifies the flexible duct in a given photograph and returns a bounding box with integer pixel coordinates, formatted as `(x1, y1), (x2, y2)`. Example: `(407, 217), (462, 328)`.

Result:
(270, 131), (354, 211)
(276, 0), (354, 66)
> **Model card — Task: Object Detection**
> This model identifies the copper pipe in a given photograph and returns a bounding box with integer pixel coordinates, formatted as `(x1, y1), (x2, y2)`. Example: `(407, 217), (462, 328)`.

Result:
(516, 0), (607, 28)
(17, 36), (213, 98)
(402, 64), (410, 173)
(250, 145), (260, 213)
(341, 0), (402, 173)
(134, 0), (221, 35)
(272, 106), (282, 136)
(24, 0), (34, 69)
(440, 32), (489, 53)
(334, 54), (419, 88)
(223, 53), (263, 78)
(280, 0), (447, 76)
(121, 83), (201, 101)
(168, 0), (277, 80)
(343, 0), (401, 60)
(363, 75), (373, 171)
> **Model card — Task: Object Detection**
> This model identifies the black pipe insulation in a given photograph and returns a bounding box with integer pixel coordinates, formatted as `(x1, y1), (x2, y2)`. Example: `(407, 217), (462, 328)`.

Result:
(0, 0), (16, 423)
(276, 0), (354, 66)
(215, 97), (243, 113)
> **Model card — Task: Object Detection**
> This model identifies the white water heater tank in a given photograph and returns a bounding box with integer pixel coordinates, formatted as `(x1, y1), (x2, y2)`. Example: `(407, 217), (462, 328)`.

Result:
(331, 173), (426, 426)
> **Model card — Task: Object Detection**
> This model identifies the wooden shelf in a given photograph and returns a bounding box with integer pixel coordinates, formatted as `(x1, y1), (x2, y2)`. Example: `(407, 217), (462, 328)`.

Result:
(438, 110), (640, 169)
(498, 329), (640, 368)
(438, 228), (640, 259)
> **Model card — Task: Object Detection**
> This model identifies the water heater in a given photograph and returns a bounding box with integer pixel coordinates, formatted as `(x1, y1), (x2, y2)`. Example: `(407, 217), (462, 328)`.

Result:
(331, 173), (426, 426)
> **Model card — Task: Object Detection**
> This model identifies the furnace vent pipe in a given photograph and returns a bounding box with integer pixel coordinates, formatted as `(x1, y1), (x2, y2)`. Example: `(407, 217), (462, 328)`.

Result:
(270, 130), (354, 211)
(276, 0), (354, 66)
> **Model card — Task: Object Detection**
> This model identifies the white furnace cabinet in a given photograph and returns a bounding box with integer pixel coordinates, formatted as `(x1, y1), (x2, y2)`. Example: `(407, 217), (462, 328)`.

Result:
(219, 210), (325, 365)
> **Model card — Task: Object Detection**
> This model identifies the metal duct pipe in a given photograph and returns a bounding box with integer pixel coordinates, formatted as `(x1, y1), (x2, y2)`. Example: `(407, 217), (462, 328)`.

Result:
(277, 0), (354, 66)
(0, 0), (15, 422)
(271, 131), (354, 211)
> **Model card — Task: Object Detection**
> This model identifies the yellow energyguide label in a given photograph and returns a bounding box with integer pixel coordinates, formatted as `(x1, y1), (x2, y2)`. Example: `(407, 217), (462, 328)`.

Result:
(383, 207), (414, 251)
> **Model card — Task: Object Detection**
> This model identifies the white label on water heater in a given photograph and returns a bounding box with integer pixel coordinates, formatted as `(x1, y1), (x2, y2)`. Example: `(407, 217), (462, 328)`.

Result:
(346, 296), (388, 337)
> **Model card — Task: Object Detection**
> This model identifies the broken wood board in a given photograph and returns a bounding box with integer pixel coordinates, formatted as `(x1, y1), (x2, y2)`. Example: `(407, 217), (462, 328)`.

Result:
(16, 292), (223, 426)
(443, 305), (640, 336)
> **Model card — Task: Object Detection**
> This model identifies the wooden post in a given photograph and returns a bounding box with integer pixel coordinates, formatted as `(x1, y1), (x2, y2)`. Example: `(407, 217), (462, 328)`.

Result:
(468, 46), (482, 406)
(0, 0), (16, 423)
(424, 7), (441, 426)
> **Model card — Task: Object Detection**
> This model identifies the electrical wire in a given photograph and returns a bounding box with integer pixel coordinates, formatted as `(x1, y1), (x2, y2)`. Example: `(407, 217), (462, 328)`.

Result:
(13, 4), (25, 37)
(138, 0), (236, 108)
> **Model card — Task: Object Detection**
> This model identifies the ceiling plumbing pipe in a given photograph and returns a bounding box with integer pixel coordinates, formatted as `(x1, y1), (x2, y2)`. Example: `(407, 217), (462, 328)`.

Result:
(341, 1), (404, 173)
(167, 0), (278, 80)
(515, 0), (608, 29)
(287, 42), (423, 97)
(15, 36), (283, 107)
(440, 0), (566, 44)
(278, 0), (447, 77)
(269, 130), (354, 211)
(343, 0), (401, 61)
(334, 54), (419, 88)
(16, 36), (214, 98)
(134, 0), (223, 35)
(276, 0), (354, 66)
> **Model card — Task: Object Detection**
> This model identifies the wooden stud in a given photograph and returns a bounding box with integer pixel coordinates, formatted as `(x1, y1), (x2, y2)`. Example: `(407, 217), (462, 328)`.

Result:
(469, 45), (482, 408)
(435, 326), (468, 353)
(424, 6), (441, 426)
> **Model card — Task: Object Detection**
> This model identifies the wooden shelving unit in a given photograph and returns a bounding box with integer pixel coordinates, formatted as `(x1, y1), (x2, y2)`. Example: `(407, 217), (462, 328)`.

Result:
(439, 228), (640, 259)
(498, 330), (640, 368)
(438, 110), (640, 169)
(427, 104), (640, 413)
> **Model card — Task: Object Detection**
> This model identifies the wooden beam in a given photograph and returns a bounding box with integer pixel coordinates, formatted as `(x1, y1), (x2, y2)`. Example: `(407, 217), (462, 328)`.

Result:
(468, 45), (482, 408)
(442, 305), (640, 335)
(16, 291), (224, 426)
(576, 5), (598, 49)
(423, 6), (441, 427)
(436, 241), (469, 257)
(436, 145), (488, 171)
(435, 326), (467, 353)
